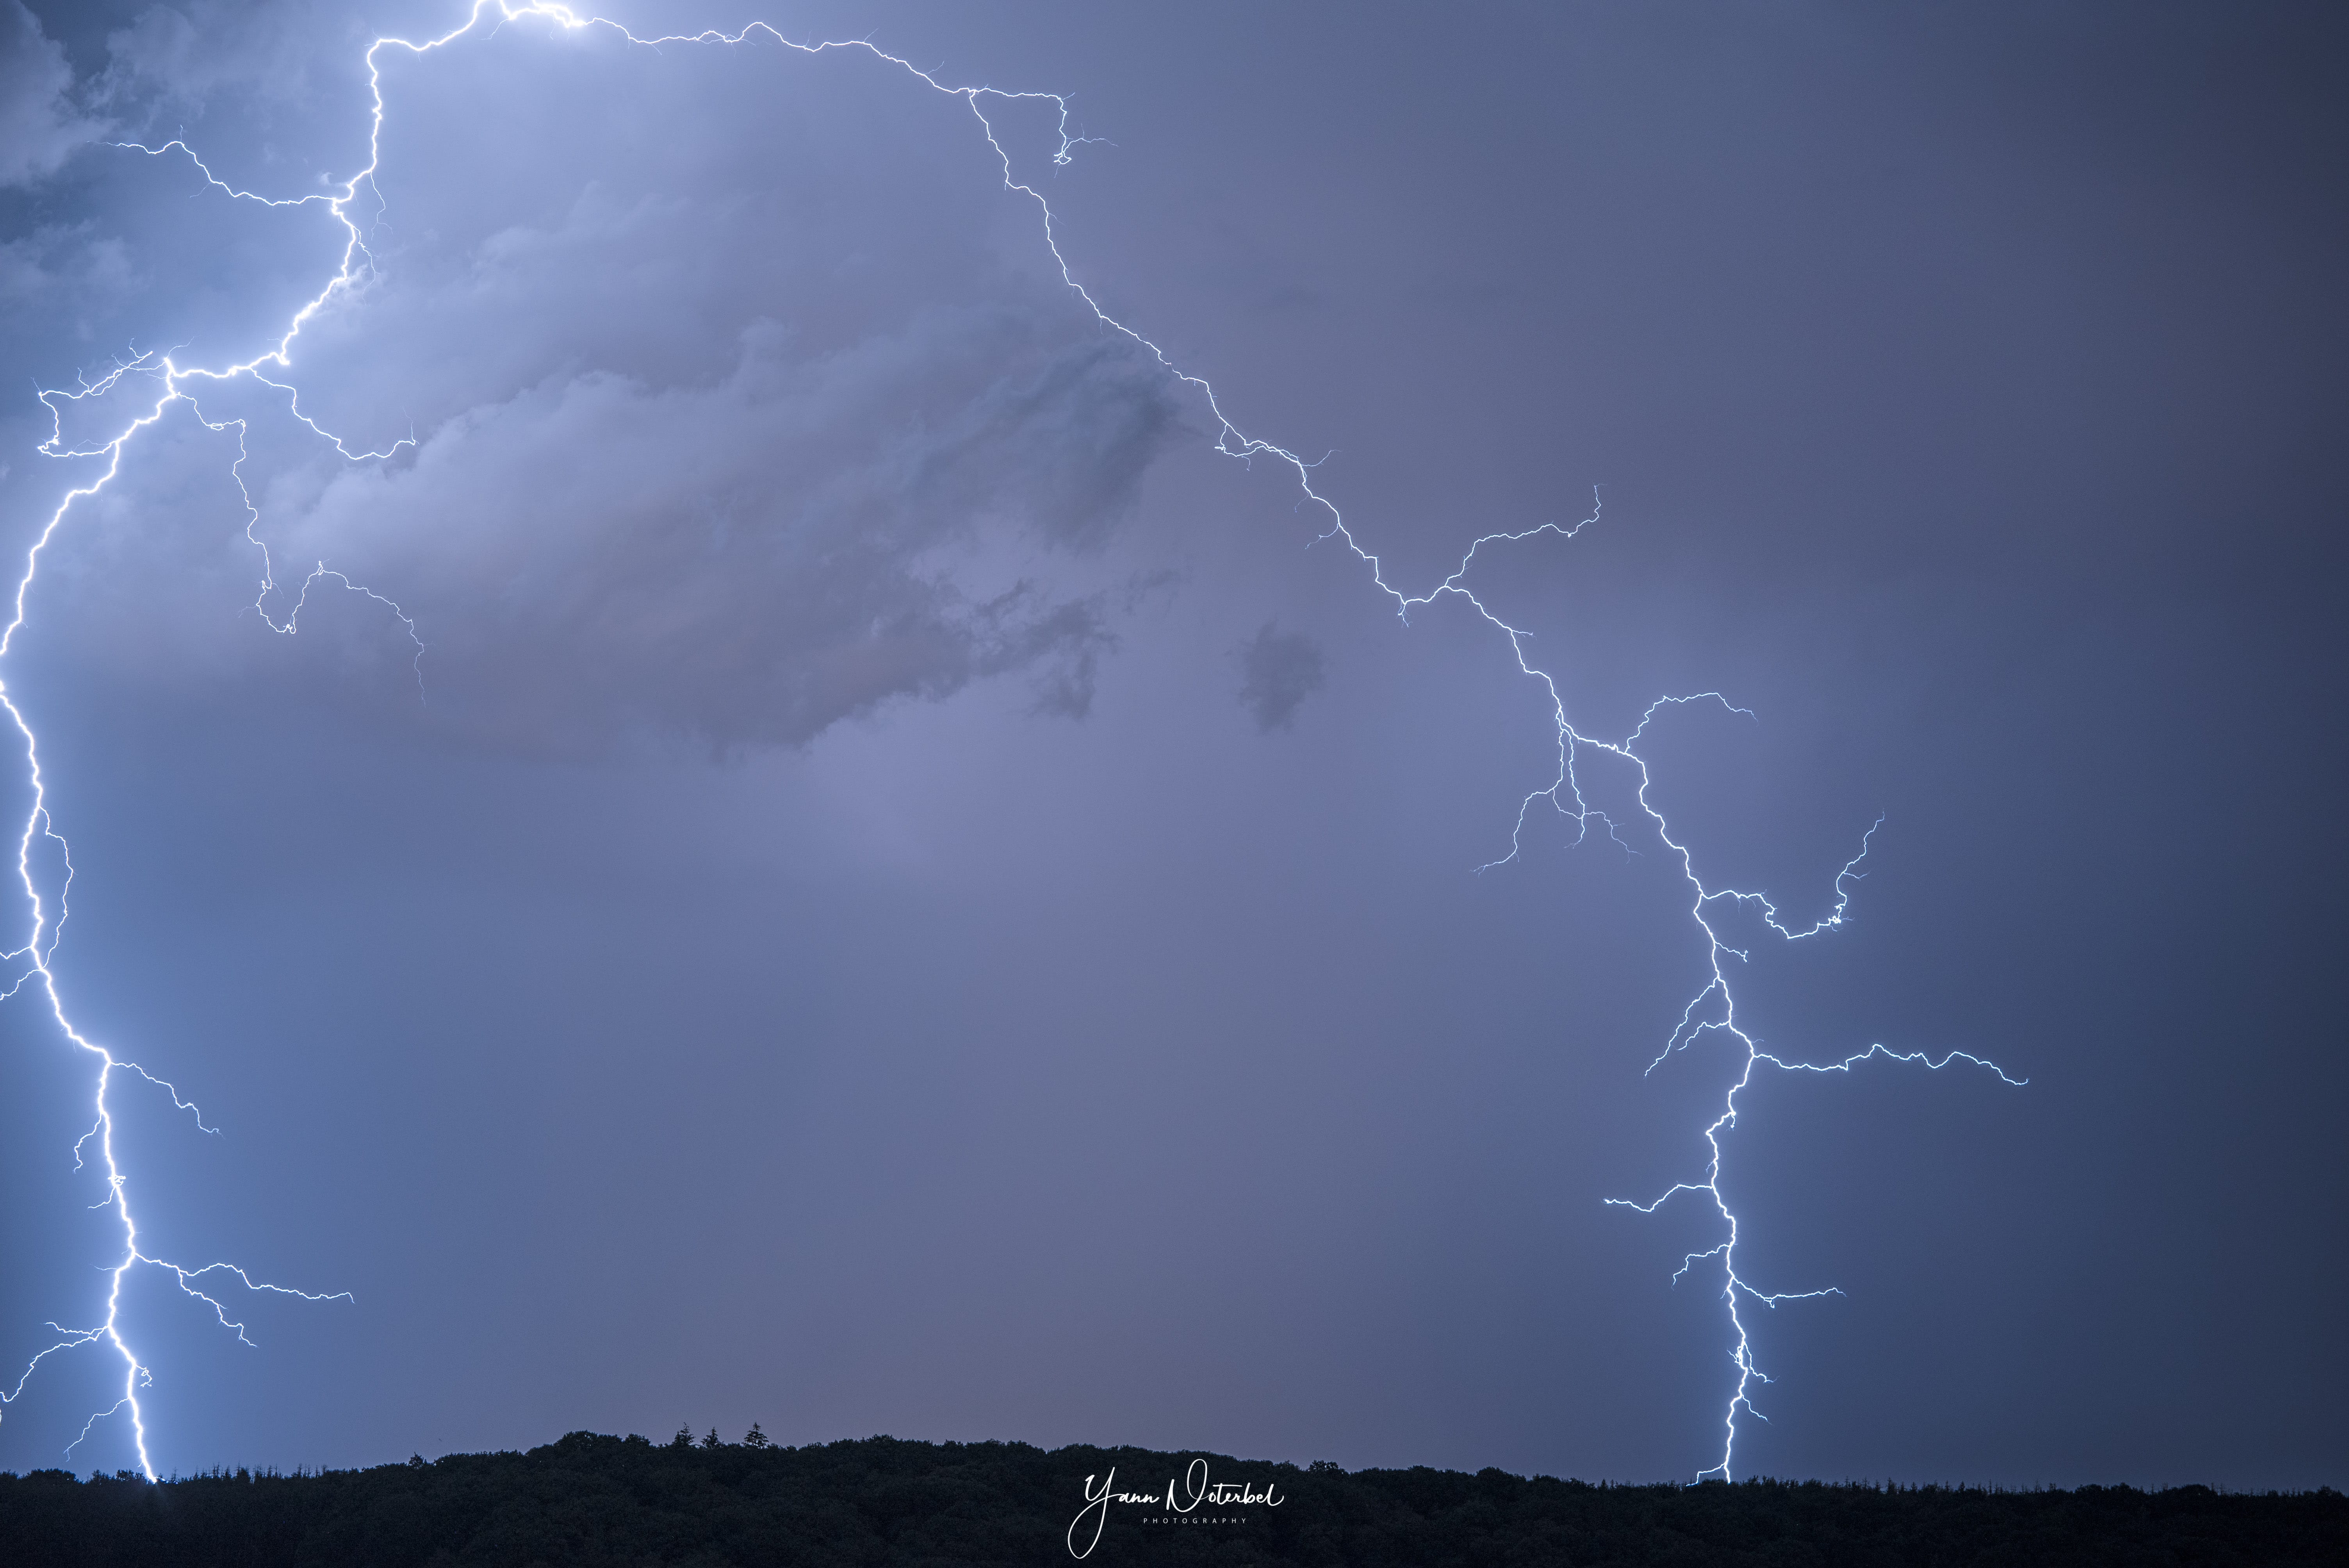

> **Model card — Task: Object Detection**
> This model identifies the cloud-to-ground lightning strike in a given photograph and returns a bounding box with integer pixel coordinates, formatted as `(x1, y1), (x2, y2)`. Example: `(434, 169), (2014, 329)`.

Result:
(3, 0), (2017, 1480)
(0, 373), (371, 1482)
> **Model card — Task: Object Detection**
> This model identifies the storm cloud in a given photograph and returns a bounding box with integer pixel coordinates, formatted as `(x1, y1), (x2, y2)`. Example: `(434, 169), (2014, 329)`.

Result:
(1235, 619), (1325, 731)
(279, 313), (1174, 754)
(0, 0), (105, 187)
(24, 15), (1183, 756)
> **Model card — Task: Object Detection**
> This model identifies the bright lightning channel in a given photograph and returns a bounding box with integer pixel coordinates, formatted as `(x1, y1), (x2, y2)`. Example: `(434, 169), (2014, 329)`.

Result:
(1, 0), (2017, 1482)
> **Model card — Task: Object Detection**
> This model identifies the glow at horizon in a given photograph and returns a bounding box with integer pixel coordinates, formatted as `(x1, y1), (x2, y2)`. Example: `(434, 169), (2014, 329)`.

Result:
(0, 0), (2017, 1482)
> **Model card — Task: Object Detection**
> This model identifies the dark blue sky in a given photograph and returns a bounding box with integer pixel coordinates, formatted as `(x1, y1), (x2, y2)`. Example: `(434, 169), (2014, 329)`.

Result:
(0, 0), (2341, 1488)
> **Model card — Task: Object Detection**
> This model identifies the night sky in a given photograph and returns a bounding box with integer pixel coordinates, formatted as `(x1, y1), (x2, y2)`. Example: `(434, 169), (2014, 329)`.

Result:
(1, 0), (2342, 1490)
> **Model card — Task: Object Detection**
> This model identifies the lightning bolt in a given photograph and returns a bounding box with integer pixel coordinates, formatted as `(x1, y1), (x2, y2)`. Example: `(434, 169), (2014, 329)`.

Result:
(0, 366), (371, 1479)
(1359, 531), (2024, 1479)
(2, 0), (2017, 1481)
(1599, 812), (2027, 1479)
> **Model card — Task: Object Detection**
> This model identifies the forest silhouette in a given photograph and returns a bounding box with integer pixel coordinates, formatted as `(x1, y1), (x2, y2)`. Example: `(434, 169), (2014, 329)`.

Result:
(2, 1429), (2340, 1565)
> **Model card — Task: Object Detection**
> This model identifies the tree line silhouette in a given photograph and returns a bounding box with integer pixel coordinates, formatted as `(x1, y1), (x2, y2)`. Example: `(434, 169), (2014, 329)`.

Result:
(1, 1429), (2339, 1565)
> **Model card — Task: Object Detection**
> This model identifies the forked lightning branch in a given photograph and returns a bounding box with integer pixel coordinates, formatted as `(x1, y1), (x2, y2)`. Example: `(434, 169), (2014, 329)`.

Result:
(0, 0), (2016, 1481)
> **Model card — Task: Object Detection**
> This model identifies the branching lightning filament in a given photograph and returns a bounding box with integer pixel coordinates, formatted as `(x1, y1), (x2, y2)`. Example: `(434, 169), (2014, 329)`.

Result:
(2, 0), (2014, 1480)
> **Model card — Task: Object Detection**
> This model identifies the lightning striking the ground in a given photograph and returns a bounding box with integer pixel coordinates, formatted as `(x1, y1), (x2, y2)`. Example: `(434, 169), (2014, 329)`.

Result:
(3, 0), (2016, 1480)
(0, 368), (374, 1483)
